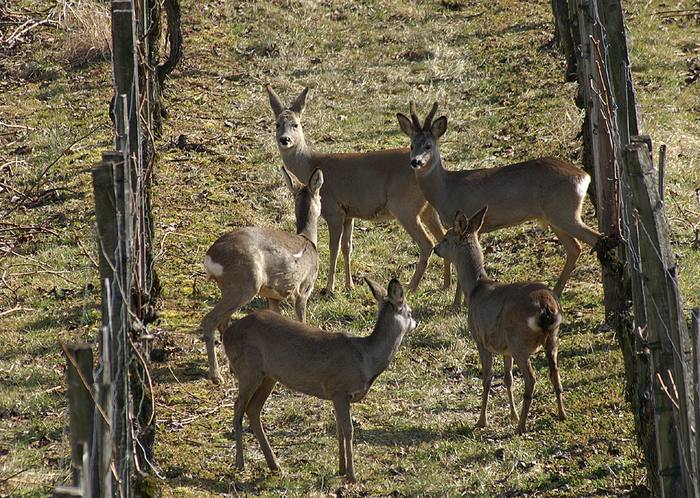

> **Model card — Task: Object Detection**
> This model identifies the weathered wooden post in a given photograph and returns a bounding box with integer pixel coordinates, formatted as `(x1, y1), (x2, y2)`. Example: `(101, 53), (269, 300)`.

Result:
(624, 141), (695, 497)
(64, 343), (94, 487)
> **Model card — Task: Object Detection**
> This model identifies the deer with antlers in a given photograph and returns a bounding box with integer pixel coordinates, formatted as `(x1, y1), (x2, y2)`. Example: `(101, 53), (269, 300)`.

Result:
(397, 102), (603, 303)
(266, 86), (450, 295)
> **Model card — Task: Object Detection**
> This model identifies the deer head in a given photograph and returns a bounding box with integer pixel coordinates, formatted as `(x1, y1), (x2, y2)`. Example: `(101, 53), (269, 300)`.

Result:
(266, 85), (309, 151)
(396, 101), (447, 174)
(434, 206), (488, 285)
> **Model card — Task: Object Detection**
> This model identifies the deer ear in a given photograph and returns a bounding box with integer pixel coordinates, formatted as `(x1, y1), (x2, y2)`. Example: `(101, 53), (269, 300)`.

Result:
(431, 116), (448, 139)
(467, 206), (488, 234)
(396, 113), (414, 137)
(308, 168), (324, 195)
(364, 277), (386, 302)
(281, 166), (303, 193)
(387, 278), (405, 306)
(266, 85), (284, 117)
(290, 87), (309, 115)
(454, 211), (469, 237)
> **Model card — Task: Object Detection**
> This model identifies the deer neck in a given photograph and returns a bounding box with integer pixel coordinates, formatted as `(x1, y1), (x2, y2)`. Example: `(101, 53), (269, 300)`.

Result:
(454, 252), (489, 298)
(280, 139), (313, 182)
(363, 312), (407, 377)
(297, 217), (318, 248)
(416, 158), (448, 217)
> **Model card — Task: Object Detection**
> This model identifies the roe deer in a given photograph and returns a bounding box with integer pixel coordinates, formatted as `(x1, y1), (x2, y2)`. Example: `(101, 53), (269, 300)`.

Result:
(266, 85), (450, 295)
(434, 207), (565, 434)
(222, 277), (417, 482)
(397, 102), (602, 302)
(200, 167), (323, 384)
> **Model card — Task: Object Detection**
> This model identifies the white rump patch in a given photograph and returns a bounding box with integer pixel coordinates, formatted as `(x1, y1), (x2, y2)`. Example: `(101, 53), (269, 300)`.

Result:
(527, 316), (542, 332)
(576, 175), (591, 197)
(203, 255), (224, 278)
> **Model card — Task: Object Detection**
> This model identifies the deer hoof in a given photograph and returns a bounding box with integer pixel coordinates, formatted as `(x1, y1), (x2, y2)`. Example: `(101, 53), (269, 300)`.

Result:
(210, 373), (224, 385)
(320, 288), (335, 298)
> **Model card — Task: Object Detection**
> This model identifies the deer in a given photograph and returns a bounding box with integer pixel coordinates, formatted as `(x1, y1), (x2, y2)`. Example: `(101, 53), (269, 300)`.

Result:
(397, 102), (603, 305)
(199, 167), (323, 384)
(266, 85), (451, 296)
(222, 277), (417, 482)
(433, 207), (565, 434)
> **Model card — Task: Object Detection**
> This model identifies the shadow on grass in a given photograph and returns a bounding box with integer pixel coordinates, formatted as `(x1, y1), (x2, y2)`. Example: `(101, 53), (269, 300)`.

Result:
(357, 424), (444, 446)
(21, 302), (99, 336)
(164, 469), (270, 496)
(152, 358), (210, 384)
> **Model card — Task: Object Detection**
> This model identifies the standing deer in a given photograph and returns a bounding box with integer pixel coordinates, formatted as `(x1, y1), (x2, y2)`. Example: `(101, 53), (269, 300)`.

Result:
(434, 207), (565, 434)
(397, 102), (602, 303)
(200, 167), (323, 384)
(222, 277), (417, 482)
(266, 86), (450, 295)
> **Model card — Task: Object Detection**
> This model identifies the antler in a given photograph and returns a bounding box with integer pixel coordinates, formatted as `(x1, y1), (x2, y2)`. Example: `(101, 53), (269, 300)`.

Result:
(423, 101), (439, 129)
(409, 101), (422, 130)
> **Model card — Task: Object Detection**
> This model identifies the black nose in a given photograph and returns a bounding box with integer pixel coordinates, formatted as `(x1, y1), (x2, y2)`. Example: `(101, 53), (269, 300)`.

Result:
(279, 137), (291, 145)
(411, 159), (422, 168)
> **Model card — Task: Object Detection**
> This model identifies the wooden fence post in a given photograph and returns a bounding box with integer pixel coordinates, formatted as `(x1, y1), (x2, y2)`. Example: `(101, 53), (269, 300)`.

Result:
(624, 142), (695, 497)
(64, 343), (94, 488)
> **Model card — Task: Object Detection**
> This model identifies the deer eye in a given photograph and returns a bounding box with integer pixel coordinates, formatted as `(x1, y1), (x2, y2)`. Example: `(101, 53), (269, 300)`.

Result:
(425, 144), (432, 150)
(292, 123), (299, 129)
(276, 122), (281, 129)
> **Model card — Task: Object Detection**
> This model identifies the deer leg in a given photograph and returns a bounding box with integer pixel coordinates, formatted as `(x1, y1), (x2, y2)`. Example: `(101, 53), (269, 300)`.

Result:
(200, 286), (258, 384)
(333, 397), (355, 482)
(293, 294), (308, 323)
(233, 374), (263, 470)
(245, 378), (280, 471)
(545, 333), (566, 420)
(503, 355), (519, 424)
(267, 298), (282, 314)
(476, 346), (494, 428)
(513, 354), (537, 434)
(420, 206), (451, 289)
(393, 209), (433, 293)
(549, 226), (582, 299)
(341, 217), (354, 290)
(334, 410), (346, 475)
(324, 214), (344, 295)
(451, 281), (463, 310)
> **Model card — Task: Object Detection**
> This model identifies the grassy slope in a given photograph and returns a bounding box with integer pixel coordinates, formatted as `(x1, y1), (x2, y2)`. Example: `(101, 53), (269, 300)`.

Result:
(1, 0), (698, 496)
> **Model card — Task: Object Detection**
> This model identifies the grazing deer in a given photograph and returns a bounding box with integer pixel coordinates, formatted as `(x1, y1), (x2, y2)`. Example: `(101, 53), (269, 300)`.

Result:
(222, 277), (417, 482)
(200, 167), (323, 384)
(397, 102), (602, 302)
(434, 207), (565, 434)
(266, 85), (450, 295)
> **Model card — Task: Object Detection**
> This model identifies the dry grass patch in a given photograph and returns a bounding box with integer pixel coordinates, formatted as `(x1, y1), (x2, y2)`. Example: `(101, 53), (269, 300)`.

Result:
(55, 0), (111, 68)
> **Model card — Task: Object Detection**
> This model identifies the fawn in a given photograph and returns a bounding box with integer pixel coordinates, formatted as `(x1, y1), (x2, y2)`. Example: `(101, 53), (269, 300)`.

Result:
(434, 207), (566, 434)
(222, 277), (417, 482)
(200, 167), (323, 384)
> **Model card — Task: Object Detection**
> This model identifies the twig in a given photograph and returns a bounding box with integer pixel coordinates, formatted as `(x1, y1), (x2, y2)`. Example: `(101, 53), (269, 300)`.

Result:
(0, 305), (35, 317)
(1, 123), (106, 219)
(656, 371), (680, 410)
(0, 468), (29, 485)
(75, 236), (99, 269)
(0, 121), (35, 131)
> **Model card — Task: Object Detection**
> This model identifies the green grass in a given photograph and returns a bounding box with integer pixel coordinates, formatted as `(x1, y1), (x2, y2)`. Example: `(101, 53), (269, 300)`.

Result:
(1, 0), (698, 495)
